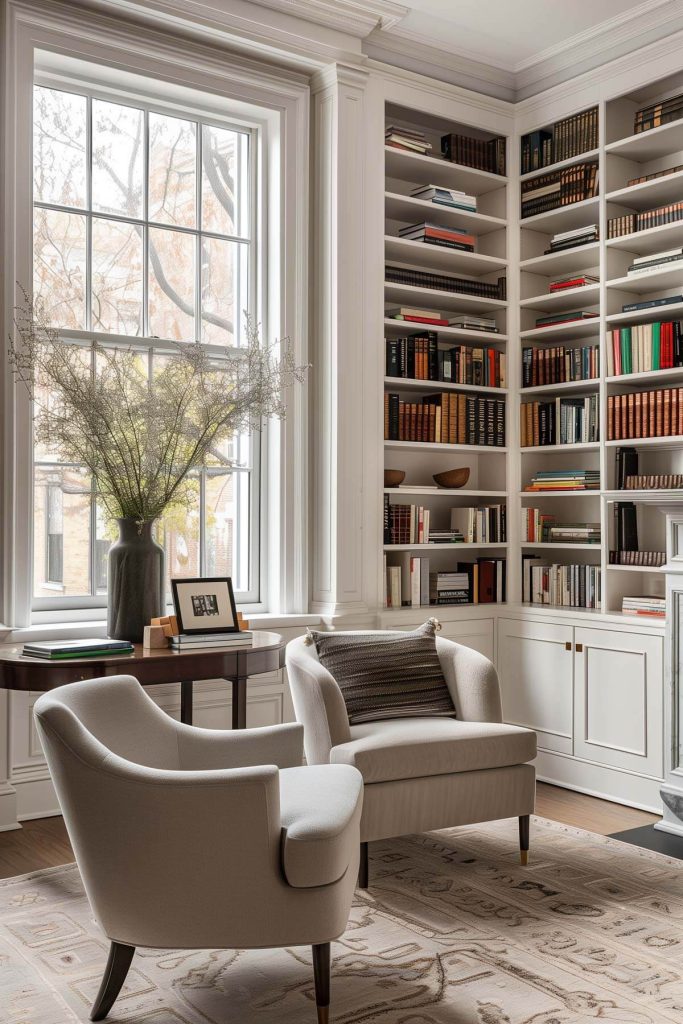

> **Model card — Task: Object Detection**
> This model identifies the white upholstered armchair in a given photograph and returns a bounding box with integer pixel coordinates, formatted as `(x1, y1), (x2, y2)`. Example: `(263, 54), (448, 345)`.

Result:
(34, 675), (363, 1024)
(286, 633), (536, 887)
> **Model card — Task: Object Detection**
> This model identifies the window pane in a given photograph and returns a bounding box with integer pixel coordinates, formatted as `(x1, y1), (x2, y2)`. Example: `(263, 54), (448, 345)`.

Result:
(33, 208), (87, 329)
(92, 218), (143, 335)
(148, 227), (196, 341)
(202, 124), (249, 237)
(33, 86), (87, 208)
(158, 477), (200, 596)
(33, 465), (91, 597)
(92, 99), (144, 218)
(200, 237), (248, 346)
(205, 471), (250, 592)
(148, 113), (196, 228)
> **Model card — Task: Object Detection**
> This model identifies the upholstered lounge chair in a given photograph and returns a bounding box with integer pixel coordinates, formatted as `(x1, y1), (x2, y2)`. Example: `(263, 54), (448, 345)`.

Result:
(34, 675), (363, 1023)
(286, 633), (537, 887)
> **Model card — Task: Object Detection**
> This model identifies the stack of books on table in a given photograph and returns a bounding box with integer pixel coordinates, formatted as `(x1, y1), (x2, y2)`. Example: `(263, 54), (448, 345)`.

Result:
(549, 274), (598, 292)
(410, 183), (477, 212)
(22, 639), (134, 660)
(626, 248), (683, 277)
(448, 314), (499, 333)
(171, 632), (252, 651)
(544, 225), (598, 254)
(524, 470), (600, 492)
(387, 306), (448, 326)
(398, 222), (475, 252)
(534, 310), (598, 330)
(385, 125), (431, 155)
(622, 596), (666, 618)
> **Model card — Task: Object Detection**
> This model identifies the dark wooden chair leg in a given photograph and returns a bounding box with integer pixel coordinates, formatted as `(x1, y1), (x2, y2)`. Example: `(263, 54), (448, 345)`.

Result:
(90, 941), (135, 1021)
(519, 814), (530, 866)
(312, 942), (330, 1024)
(358, 841), (369, 889)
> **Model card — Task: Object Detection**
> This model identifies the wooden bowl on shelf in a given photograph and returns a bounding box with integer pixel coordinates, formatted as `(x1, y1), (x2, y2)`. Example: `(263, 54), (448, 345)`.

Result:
(384, 469), (406, 488)
(433, 468), (470, 489)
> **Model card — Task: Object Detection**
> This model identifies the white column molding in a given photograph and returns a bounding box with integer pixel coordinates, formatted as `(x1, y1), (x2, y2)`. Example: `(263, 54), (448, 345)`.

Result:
(310, 62), (372, 617)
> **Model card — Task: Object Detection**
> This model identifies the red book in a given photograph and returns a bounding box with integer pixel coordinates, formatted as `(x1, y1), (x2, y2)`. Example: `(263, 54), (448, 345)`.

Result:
(398, 315), (449, 326)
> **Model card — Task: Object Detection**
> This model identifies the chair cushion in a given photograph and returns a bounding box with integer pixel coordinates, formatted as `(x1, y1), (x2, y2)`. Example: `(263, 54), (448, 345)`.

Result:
(329, 718), (537, 784)
(305, 619), (455, 725)
(279, 764), (363, 888)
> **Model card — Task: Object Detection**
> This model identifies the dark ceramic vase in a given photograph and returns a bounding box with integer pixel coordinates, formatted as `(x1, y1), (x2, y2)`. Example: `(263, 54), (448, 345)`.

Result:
(107, 518), (165, 642)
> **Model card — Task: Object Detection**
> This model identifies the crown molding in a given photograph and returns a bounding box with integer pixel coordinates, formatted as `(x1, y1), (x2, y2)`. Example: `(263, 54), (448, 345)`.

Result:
(248, 0), (409, 38)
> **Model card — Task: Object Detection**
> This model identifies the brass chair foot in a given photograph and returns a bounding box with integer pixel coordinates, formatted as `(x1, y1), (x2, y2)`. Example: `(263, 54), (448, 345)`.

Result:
(317, 1006), (329, 1024)
(520, 850), (529, 866)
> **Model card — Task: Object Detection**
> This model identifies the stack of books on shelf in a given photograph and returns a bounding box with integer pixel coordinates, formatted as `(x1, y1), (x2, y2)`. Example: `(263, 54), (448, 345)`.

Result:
(622, 295), (683, 314)
(410, 184), (477, 212)
(449, 314), (500, 332)
(610, 551), (666, 567)
(608, 388), (683, 440)
(621, 596), (666, 617)
(386, 335), (506, 387)
(521, 107), (598, 174)
(549, 273), (598, 292)
(450, 504), (506, 543)
(522, 559), (601, 608)
(634, 92), (683, 134)
(533, 311), (598, 330)
(398, 221), (475, 252)
(387, 305), (449, 326)
(428, 529), (466, 544)
(522, 344), (599, 387)
(628, 163), (683, 187)
(544, 225), (599, 254)
(383, 499), (431, 544)
(627, 248), (683, 277)
(171, 632), (252, 651)
(385, 125), (432, 154)
(520, 394), (599, 446)
(441, 132), (506, 176)
(608, 203), (683, 238)
(524, 469), (600, 492)
(606, 320), (683, 376)
(383, 556), (506, 607)
(385, 391), (505, 446)
(520, 160), (598, 219)
(385, 264), (507, 300)
(521, 509), (600, 544)
(430, 570), (473, 605)
(21, 639), (134, 660)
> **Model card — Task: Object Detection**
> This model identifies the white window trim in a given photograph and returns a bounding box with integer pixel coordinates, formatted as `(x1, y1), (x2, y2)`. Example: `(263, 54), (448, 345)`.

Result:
(1, 0), (310, 631)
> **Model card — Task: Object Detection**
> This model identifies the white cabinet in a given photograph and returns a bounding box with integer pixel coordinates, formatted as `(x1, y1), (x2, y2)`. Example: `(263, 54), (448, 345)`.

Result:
(573, 626), (663, 779)
(497, 618), (573, 755)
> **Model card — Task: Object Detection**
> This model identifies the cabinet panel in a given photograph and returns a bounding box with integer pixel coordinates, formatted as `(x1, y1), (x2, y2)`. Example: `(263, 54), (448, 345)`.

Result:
(574, 627), (663, 778)
(497, 619), (573, 754)
(388, 617), (494, 660)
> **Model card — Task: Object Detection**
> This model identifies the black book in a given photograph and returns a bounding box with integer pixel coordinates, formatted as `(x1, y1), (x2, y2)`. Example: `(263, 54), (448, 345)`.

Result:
(615, 501), (638, 550)
(616, 447), (638, 490)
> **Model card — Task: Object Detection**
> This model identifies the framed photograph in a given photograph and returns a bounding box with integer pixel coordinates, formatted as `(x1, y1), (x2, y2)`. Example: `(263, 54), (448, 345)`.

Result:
(171, 577), (239, 635)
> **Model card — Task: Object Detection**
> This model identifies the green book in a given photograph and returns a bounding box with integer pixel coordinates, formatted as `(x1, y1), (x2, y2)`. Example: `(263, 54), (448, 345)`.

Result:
(23, 648), (134, 660)
(652, 321), (661, 371)
(621, 327), (631, 375)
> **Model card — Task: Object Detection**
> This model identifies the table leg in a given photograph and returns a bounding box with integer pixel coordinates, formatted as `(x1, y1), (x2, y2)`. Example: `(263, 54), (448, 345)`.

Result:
(180, 680), (194, 725)
(231, 677), (247, 729)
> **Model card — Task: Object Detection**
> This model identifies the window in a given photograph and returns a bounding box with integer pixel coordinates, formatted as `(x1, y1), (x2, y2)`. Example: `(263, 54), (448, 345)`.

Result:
(31, 80), (260, 609)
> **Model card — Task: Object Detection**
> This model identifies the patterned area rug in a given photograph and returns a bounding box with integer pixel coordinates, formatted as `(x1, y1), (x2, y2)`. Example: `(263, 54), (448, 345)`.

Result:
(2, 816), (683, 1024)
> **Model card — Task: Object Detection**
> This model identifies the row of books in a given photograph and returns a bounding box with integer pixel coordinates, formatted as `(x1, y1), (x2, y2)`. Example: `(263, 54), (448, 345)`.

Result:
(523, 559), (601, 609)
(441, 132), (506, 177)
(524, 469), (600, 492)
(628, 163), (683, 187)
(622, 596), (665, 617)
(520, 395), (600, 447)
(522, 508), (600, 544)
(608, 201), (683, 238)
(385, 125), (431, 154)
(520, 107), (598, 174)
(409, 183), (477, 213)
(397, 221), (475, 252)
(609, 550), (666, 567)
(606, 321), (683, 377)
(383, 500), (431, 545)
(520, 161), (598, 219)
(549, 274), (598, 293)
(521, 345), (599, 388)
(382, 500), (505, 547)
(383, 556), (506, 607)
(634, 93), (683, 134)
(608, 388), (683, 440)
(544, 224), (599, 254)
(622, 474), (683, 490)
(387, 307), (500, 331)
(386, 336), (506, 387)
(622, 295), (683, 314)
(385, 265), (507, 301)
(533, 311), (598, 330)
(450, 505), (506, 544)
(384, 392), (506, 446)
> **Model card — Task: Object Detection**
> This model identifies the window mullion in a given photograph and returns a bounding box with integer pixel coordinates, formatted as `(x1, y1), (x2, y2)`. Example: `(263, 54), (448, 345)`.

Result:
(86, 95), (93, 333)
(196, 122), (203, 343)
(143, 109), (150, 338)
(199, 470), (207, 576)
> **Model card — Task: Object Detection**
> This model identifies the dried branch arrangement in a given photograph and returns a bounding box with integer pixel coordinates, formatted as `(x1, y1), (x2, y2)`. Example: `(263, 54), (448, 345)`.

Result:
(9, 292), (308, 523)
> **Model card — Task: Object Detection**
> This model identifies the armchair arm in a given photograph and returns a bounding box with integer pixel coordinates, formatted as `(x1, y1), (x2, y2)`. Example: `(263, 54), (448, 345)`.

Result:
(286, 637), (351, 764)
(437, 636), (503, 723)
(175, 721), (304, 770)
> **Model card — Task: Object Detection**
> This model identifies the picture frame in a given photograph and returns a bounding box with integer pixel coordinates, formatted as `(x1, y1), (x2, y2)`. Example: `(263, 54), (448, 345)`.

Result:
(170, 577), (240, 635)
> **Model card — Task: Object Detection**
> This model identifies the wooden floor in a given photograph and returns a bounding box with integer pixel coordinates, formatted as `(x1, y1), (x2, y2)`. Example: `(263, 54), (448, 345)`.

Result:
(0, 782), (661, 880)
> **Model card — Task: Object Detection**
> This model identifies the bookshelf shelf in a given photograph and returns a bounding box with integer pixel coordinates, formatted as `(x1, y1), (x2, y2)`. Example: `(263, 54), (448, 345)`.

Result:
(384, 192), (505, 234)
(521, 379), (599, 397)
(385, 440), (507, 454)
(607, 564), (666, 573)
(519, 490), (601, 498)
(605, 436), (683, 449)
(384, 377), (507, 395)
(519, 319), (600, 341)
(521, 542), (601, 550)
(603, 489), (683, 502)
(519, 196), (599, 233)
(519, 148), (600, 181)
(606, 303), (683, 325)
(606, 170), (683, 211)
(384, 281), (507, 315)
(385, 235), (508, 275)
(605, 367), (683, 386)
(384, 543), (508, 551)
(383, 318), (508, 343)
(606, 220), (683, 256)
(606, 266), (683, 293)
(519, 243), (600, 277)
(520, 442), (600, 453)
(520, 284), (600, 312)
(384, 488), (507, 497)
(606, 117), (683, 161)
(384, 146), (507, 194)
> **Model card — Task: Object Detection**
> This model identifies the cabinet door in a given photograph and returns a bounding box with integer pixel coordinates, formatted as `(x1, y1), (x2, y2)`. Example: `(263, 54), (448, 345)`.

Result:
(497, 618), (573, 754)
(573, 627), (663, 778)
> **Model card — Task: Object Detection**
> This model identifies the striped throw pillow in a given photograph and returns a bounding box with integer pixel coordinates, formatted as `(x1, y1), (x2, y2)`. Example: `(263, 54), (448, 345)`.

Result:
(306, 619), (455, 725)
